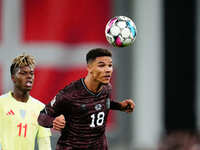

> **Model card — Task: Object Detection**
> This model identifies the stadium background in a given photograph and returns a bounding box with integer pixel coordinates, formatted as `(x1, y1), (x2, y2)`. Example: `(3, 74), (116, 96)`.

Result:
(0, 0), (199, 149)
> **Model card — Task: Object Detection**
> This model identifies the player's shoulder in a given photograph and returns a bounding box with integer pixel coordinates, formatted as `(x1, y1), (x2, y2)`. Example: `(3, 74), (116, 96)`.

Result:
(0, 92), (11, 107)
(56, 79), (83, 102)
(0, 92), (9, 99)
(29, 96), (45, 108)
(0, 92), (10, 101)
(60, 79), (82, 94)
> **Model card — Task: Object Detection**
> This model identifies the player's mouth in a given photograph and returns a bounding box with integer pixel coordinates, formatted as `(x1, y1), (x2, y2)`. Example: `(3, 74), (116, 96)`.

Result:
(103, 75), (111, 80)
(25, 81), (33, 87)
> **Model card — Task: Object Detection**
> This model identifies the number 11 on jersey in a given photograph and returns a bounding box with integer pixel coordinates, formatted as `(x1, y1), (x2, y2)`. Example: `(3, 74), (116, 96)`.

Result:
(17, 123), (27, 137)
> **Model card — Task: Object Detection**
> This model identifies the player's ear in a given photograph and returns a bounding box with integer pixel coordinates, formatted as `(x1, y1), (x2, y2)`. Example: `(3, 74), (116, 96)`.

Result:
(87, 63), (92, 73)
(11, 74), (16, 83)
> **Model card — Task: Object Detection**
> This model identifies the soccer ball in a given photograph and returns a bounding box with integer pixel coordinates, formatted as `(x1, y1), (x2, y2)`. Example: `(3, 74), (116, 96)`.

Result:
(105, 16), (137, 47)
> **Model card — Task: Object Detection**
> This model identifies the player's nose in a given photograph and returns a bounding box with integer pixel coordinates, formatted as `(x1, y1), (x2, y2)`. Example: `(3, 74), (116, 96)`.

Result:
(27, 72), (33, 79)
(105, 66), (112, 72)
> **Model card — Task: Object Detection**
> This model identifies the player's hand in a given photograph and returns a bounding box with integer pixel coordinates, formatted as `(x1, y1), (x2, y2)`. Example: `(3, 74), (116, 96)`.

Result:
(53, 114), (66, 131)
(120, 99), (135, 113)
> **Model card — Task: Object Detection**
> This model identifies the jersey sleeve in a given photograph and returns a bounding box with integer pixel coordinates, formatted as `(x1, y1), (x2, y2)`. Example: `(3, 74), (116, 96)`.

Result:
(0, 137), (2, 150)
(38, 89), (70, 128)
(37, 135), (51, 150)
(37, 125), (51, 138)
(110, 100), (122, 110)
(36, 125), (51, 150)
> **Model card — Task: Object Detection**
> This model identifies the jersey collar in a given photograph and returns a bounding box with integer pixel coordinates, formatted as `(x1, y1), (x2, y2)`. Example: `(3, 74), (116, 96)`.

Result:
(81, 78), (104, 97)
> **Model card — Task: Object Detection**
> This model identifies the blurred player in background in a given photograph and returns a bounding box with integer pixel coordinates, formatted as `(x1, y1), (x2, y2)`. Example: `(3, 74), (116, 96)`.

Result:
(0, 54), (51, 150)
(158, 131), (200, 150)
(38, 48), (135, 150)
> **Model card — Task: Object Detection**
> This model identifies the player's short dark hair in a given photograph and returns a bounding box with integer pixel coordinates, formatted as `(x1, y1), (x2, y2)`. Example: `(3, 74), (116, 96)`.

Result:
(10, 53), (36, 75)
(86, 48), (112, 64)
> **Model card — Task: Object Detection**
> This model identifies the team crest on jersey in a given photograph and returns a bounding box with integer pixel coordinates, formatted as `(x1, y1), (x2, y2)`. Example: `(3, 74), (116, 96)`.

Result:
(19, 109), (26, 119)
(95, 104), (102, 111)
(51, 96), (56, 107)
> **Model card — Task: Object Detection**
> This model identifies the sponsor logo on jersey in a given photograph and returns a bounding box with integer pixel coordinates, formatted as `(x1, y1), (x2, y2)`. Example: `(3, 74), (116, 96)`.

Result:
(19, 109), (26, 119)
(95, 104), (102, 111)
(6, 109), (15, 115)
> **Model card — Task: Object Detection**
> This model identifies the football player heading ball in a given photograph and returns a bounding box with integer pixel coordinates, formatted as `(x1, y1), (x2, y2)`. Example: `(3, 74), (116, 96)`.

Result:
(38, 48), (135, 150)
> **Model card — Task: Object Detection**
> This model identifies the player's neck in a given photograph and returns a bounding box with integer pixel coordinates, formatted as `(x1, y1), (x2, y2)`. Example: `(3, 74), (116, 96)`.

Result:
(84, 76), (103, 93)
(12, 88), (30, 103)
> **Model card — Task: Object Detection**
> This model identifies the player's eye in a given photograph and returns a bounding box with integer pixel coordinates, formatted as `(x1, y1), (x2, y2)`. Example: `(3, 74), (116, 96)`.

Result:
(30, 72), (34, 75)
(19, 72), (25, 75)
(109, 64), (113, 67)
(98, 64), (105, 67)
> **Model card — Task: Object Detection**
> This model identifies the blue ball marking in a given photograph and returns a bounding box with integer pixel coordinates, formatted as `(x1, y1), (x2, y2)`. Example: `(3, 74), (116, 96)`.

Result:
(127, 21), (136, 38)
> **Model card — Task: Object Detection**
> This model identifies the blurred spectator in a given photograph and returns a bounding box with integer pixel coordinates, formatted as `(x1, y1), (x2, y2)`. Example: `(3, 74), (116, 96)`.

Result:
(158, 131), (200, 150)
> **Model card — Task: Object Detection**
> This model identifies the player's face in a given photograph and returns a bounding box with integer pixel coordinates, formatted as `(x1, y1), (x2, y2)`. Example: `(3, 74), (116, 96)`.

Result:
(12, 66), (34, 92)
(88, 56), (113, 84)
